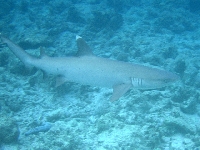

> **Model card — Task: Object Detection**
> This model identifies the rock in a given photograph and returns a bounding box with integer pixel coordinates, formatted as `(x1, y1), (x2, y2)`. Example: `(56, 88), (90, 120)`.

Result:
(46, 109), (65, 122)
(25, 122), (52, 136)
(0, 52), (9, 67)
(174, 59), (186, 75)
(90, 11), (123, 31)
(67, 7), (85, 23)
(0, 67), (5, 73)
(180, 97), (197, 114)
(189, 0), (200, 12)
(164, 116), (196, 134)
(5, 97), (23, 112)
(0, 116), (20, 144)
(0, 1), (14, 17)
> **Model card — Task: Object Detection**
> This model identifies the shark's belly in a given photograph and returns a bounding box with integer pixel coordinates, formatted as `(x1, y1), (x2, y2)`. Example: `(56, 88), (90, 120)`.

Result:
(63, 65), (131, 88)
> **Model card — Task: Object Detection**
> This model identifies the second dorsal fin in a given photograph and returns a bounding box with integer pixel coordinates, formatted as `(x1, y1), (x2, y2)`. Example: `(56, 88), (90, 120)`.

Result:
(40, 47), (47, 58)
(76, 35), (94, 57)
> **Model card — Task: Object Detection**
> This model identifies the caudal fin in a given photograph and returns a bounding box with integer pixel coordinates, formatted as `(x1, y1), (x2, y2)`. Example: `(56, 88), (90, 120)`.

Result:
(0, 35), (36, 66)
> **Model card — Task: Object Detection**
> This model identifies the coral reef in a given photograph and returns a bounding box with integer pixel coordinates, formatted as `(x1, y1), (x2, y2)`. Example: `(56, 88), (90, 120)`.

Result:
(0, 116), (20, 144)
(90, 11), (123, 31)
(0, 0), (200, 149)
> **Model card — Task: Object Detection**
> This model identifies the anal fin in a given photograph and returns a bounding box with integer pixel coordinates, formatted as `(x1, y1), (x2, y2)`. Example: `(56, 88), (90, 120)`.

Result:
(110, 83), (132, 102)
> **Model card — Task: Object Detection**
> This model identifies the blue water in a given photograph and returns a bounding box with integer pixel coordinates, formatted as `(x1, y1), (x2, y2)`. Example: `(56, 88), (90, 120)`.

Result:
(0, 0), (200, 149)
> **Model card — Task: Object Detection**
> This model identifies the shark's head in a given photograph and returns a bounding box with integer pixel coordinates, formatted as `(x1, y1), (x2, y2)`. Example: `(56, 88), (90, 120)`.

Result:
(131, 70), (179, 89)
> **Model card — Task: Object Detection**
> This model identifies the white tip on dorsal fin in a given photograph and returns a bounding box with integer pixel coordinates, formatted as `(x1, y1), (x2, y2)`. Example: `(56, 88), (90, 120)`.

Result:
(76, 35), (82, 40)
(76, 35), (94, 57)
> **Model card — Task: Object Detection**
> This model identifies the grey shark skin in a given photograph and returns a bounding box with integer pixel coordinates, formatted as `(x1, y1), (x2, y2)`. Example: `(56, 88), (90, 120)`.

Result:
(0, 35), (179, 101)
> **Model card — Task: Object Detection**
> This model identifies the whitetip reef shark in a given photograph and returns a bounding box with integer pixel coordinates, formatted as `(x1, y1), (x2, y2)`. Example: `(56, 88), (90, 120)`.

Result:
(0, 35), (179, 101)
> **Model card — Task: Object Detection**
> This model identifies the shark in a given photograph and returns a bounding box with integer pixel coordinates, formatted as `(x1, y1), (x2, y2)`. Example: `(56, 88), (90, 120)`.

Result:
(0, 35), (179, 101)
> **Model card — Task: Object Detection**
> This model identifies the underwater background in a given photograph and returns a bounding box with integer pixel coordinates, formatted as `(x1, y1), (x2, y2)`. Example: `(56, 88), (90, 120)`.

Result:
(0, 0), (200, 149)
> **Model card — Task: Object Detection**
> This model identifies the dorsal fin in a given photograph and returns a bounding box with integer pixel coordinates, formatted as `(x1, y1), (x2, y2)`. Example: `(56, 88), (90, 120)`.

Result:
(39, 47), (47, 58)
(76, 35), (94, 56)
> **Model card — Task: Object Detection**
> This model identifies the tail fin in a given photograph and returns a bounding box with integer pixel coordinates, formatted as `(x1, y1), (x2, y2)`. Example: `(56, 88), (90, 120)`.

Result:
(0, 35), (36, 66)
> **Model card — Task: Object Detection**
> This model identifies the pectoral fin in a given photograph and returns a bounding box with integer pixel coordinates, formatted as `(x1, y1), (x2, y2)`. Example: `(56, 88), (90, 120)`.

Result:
(56, 76), (68, 87)
(110, 83), (132, 102)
